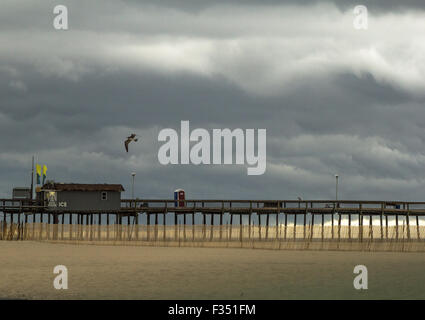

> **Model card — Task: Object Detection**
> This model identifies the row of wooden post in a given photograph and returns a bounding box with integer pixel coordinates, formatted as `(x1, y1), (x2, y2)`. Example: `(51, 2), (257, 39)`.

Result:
(0, 211), (422, 241)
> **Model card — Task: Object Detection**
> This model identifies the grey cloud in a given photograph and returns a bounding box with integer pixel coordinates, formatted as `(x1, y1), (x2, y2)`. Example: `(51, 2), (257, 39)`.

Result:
(1, 1), (425, 202)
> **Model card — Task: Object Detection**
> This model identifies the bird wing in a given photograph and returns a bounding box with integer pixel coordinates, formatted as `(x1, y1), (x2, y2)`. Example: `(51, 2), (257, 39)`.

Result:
(130, 134), (136, 138)
(124, 139), (130, 152)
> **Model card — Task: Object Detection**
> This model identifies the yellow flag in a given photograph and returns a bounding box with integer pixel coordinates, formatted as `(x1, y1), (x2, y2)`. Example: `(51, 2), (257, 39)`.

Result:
(36, 164), (41, 184)
(42, 165), (47, 184)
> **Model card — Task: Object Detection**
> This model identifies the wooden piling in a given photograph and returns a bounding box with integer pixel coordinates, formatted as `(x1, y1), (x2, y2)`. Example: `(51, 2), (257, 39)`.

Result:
(174, 213), (177, 240)
(276, 212), (280, 239)
(24, 214), (28, 240)
(369, 215), (373, 240)
(266, 213), (270, 240)
(239, 214), (243, 242)
(258, 214), (261, 241)
(219, 213), (223, 240)
(311, 214), (315, 239)
(406, 214), (410, 240)
(106, 213), (110, 240)
(98, 213), (101, 241)
(396, 215), (399, 240)
(47, 213), (50, 240)
(338, 214), (341, 240)
(202, 213), (206, 240)
(69, 214), (72, 240)
(248, 211), (252, 239)
(210, 214), (214, 241)
(348, 214), (352, 240)
(192, 212), (195, 241)
(229, 214), (233, 240)
(163, 213), (166, 241)
(385, 215), (389, 239)
(416, 215), (420, 240)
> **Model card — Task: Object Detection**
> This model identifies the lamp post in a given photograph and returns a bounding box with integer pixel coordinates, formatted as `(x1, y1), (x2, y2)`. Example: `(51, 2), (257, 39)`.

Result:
(335, 174), (339, 201)
(131, 172), (136, 206)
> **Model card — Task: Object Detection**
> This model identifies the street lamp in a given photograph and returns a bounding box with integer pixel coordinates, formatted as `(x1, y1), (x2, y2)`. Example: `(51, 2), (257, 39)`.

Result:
(131, 172), (136, 204)
(335, 174), (339, 201)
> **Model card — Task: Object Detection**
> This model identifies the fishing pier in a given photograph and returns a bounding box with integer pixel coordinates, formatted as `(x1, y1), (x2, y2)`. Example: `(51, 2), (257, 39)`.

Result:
(1, 198), (425, 251)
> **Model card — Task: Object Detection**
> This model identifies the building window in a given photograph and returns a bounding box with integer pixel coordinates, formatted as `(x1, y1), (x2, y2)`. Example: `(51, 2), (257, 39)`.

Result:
(101, 191), (108, 201)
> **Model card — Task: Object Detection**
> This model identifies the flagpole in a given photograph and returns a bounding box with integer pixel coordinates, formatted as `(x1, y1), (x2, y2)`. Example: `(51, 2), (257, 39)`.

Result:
(30, 155), (34, 201)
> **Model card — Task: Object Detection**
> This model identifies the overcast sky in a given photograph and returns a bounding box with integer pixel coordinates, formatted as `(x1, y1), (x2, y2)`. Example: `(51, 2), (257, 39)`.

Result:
(1, 0), (425, 200)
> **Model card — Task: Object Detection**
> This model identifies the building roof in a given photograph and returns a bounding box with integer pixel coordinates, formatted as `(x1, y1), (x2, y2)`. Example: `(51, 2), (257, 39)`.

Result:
(41, 183), (125, 192)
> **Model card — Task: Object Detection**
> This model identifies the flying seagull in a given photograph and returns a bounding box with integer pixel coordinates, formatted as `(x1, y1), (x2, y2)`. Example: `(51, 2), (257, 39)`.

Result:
(124, 134), (139, 152)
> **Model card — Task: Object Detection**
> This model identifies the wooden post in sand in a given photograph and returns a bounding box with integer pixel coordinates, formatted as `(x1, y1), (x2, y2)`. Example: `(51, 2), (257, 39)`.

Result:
(359, 204), (363, 242)
(380, 213), (383, 240)
(98, 213), (101, 241)
(311, 214), (315, 240)
(90, 214), (94, 241)
(406, 204), (411, 240)
(9, 213), (14, 240)
(385, 215), (389, 239)
(39, 213), (44, 240)
(229, 214), (233, 241)
(60, 214), (64, 240)
(239, 214), (243, 242)
(257, 212), (262, 241)
(348, 214), (351, 240)
(85, 214), (89, 240)
(406, 213), (410, 241)
(294, 213), (298, 240)
(219, 212), (223, 240)
(174, 213), (178, 241)
(266, 213), (270, 240)
(106, 214), (110, 240)
(192, 212), (195, 241)
(133, 214), (137, 241)
(248, 210), (252, 240)
(68, 214), (72, 240)
(47, 213), (51, 240)
(24, 214), (28, 240)
(210, 214), (214, 241)
(2, 212), (6, 240)
(277, 208), (281, 240)
(202, 212), (206, 240)
(338, 213), (342, 240)
(163, 212), (167, 241)
(416, 215), (420, 240)
(17, 213), (21, 240)
(369, 215), (373, 240)
(173, 213), (176, 241)
(396, 214), (399, 240)
(321, 214), (324, 241)
(284, 212), (288, 240)
(32, 213), (35, 240)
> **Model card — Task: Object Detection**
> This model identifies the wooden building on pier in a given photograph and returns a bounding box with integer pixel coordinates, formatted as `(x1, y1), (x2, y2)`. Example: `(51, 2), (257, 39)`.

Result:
(37, 183), (125, 211)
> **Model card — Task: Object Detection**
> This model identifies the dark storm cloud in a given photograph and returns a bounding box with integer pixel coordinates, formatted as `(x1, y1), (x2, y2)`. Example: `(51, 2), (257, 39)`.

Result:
(1, 0), (425, 201)
(124, 0), (425, 14)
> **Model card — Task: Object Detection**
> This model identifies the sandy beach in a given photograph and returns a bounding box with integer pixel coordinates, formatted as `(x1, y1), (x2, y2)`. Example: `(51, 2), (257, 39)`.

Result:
(0, 241), (424, 300)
